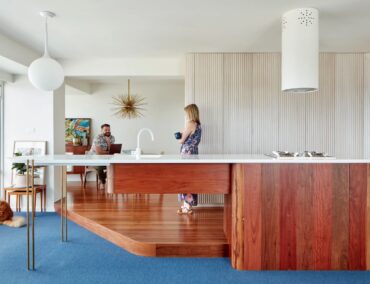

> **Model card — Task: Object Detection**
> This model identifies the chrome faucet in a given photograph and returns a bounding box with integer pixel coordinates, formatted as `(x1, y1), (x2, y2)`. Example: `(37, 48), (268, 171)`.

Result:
(136, 128), (154, 159)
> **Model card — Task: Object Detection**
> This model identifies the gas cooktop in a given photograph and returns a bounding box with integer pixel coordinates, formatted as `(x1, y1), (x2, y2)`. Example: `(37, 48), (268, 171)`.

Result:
(265, 151), (334, 159)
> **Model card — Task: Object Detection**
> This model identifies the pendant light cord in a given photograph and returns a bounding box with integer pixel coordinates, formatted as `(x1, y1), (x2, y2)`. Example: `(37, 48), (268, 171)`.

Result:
(128, 79), (131, 100)
(44, 15), (49, 57)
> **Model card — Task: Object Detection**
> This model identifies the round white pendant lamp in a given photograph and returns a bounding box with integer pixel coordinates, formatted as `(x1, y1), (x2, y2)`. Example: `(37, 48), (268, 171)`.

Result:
(28, 11), (64, 92)
(281, 8), (319, 93)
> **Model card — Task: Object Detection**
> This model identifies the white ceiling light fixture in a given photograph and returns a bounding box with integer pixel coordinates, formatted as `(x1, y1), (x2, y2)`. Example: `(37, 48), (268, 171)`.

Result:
(28, 11), (64, 92)
(282, 8), (319, 93)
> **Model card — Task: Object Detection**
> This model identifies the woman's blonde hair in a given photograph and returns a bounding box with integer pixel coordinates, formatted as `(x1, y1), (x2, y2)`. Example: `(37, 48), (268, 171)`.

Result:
(184, 104), (200, 124)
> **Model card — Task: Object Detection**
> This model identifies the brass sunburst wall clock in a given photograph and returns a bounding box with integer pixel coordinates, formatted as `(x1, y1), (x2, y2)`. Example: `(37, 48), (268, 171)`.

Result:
(112, 79), (146, 119)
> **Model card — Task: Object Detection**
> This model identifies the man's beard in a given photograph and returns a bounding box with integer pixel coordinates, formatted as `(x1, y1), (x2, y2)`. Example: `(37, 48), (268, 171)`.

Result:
(104, 132), (111, 137)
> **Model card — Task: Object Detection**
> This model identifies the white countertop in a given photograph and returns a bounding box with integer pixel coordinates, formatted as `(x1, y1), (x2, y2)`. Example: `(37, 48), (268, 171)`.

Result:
(9, 154), (370, 165)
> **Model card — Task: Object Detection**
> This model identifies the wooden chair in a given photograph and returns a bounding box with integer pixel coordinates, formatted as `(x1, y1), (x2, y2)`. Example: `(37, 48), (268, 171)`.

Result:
(83, 150), (100, 190)
(66, 145), (91, 185)
(83, 166), (99, 190)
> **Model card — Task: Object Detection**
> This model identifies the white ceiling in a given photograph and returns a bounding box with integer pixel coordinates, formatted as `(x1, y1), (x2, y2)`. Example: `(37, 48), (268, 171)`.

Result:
(0, 0), (369, 60)
(0, 56), (27, 74)
(70, 76), (184, 84)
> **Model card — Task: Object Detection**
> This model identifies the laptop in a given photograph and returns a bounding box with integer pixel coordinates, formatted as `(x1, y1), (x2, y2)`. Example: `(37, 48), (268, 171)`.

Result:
(109, 144), (122, 155)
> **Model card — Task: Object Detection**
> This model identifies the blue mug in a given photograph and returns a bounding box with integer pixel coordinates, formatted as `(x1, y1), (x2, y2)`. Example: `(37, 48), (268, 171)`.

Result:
(174, 132), (182, 139)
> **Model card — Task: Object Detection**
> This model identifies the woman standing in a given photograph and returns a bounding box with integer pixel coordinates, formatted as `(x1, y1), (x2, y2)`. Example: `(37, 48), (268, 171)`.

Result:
(177, 104), (202, 214)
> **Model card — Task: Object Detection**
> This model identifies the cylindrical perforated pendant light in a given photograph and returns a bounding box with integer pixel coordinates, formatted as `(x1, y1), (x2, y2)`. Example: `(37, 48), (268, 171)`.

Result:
(282, 8), (319, 93)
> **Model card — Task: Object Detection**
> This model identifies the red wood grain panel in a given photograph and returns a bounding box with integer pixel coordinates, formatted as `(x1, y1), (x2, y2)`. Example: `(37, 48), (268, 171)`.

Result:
(231, 164), (245, 270)
(279, 164), (298, 270)
(231, 163), (369, 271)
(296, 164), (314, 269)
(313, 164), (333, 270)
(349, 164), (367, 270)
(224, 193), (232, 248)
(367, 165), (370, 270)
(61, 162), (370, 270)
(331, 164), (349, 270)
(111, 163), (231, 194)
(261, 164), (280, 269)
(243, 164), (262, 270)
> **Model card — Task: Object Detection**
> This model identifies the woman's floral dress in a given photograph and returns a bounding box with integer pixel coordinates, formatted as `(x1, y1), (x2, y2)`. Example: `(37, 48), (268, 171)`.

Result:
(179, 123), (202, 206)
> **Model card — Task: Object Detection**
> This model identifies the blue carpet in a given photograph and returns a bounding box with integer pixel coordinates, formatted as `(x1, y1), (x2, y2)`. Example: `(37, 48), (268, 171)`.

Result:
(0, 213), (369, 284)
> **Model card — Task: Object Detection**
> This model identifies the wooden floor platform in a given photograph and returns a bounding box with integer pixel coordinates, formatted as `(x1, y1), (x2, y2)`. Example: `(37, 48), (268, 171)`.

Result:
(55, 182), (228, 257)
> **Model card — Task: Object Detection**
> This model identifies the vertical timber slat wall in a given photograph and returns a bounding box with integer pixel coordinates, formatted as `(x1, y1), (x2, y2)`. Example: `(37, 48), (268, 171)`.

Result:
(363, 54), (370, 158)
(252, 53), (280, 154)
(306, 53), (336, 154)
(194, 53), (224, 154)
(335, 54), (364, 158)
(185, 53), (369, 205)
(223, 53), (253, 154)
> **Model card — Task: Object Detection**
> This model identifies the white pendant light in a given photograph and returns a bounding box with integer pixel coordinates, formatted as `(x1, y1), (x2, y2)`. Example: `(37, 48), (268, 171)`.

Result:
(282, 8), (319, 93)
(28, 11), (64, 92)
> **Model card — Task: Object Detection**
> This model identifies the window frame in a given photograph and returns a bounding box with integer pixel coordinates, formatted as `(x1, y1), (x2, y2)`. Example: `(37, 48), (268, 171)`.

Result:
(0, 82), (4, 198)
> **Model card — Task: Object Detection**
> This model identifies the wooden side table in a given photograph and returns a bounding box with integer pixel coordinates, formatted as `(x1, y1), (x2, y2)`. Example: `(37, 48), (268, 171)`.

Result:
(2, 185), (46, 212)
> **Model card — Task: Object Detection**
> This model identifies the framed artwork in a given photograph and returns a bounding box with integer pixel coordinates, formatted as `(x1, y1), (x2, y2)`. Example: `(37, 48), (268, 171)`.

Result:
(13, 140), (46, 156)
(12, 140), (47, 186)
(65, 118), (91, 144)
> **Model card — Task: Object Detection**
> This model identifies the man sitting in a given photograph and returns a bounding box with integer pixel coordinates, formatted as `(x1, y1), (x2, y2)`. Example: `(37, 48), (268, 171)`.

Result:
(90, 123), (115, 190)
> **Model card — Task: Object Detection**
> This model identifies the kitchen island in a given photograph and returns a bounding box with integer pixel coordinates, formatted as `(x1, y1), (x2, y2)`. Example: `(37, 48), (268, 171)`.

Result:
(14, 154), (370, 270)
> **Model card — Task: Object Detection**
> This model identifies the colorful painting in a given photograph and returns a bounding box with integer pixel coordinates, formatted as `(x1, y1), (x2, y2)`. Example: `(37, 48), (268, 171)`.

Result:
(65, 118), (91, 144)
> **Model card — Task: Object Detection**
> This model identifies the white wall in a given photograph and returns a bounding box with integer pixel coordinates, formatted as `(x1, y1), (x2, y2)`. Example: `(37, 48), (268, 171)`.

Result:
(65, 80), (185, 155)
(3, 76), (65, 211)
(52, 84), (66, 201)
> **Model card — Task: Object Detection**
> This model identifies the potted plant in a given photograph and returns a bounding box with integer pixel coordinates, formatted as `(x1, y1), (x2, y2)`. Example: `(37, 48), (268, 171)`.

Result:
(71, 132), (81, 146)
(12, 152), (28, 187)
(66, 126), (81, 146)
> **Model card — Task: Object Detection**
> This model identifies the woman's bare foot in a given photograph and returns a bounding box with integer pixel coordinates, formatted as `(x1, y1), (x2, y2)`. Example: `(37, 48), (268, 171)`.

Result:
(177, 205), (193, 215)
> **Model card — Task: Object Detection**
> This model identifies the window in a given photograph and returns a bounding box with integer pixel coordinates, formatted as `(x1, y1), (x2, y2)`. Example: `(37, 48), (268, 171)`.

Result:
(0, 82), (4, 198)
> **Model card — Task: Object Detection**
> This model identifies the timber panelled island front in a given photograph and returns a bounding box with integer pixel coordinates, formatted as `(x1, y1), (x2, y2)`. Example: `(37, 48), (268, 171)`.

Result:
(14, 154), (370, 271)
